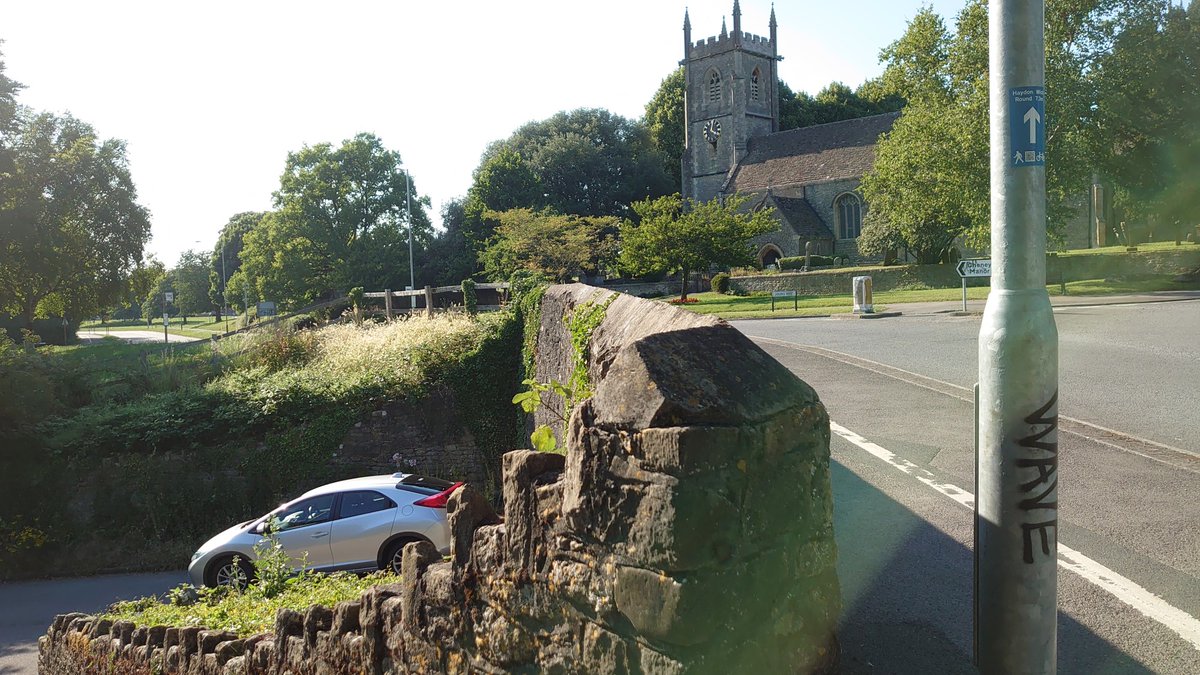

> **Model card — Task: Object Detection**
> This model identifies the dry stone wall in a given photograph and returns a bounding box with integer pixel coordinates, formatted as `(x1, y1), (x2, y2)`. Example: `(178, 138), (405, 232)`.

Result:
(40, 284), (840, 674)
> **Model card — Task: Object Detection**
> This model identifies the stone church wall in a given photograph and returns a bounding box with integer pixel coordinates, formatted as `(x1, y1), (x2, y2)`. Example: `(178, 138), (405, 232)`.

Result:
(40, 284), (841, 675)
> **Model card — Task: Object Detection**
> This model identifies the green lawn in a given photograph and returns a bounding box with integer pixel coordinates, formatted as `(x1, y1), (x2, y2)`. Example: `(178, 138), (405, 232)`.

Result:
(671, 274), (1199, 319)
(80, 316), (233, 339)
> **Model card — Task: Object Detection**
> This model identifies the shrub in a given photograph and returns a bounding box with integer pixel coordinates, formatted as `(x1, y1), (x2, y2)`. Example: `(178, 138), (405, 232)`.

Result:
(711, 272), (731, 294)
(779, 255), (841, 270)
(461, 279), (478, 315)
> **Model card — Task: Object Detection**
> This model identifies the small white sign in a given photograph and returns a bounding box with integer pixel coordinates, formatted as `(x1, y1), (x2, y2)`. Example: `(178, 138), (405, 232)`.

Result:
(772, 290), (797, 298)
(956, 259), (992, 278)
(164, 291), (174, 303)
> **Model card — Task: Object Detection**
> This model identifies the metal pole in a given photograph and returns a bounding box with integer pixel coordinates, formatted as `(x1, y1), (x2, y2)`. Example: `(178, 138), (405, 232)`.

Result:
(976, 1), (1059, 673)
(221, 245), (228, 332)
(963, 278), (968, 313)
(406, 170), (415, 307)
(163, 293), (168, 344)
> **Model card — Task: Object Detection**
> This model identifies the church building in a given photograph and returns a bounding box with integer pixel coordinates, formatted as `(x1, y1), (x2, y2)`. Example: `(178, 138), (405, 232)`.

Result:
(680, 2), (898, 267)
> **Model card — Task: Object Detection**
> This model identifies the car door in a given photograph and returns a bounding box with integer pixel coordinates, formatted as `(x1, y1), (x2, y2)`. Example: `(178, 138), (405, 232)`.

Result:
(270, 494), (335, 571)
(329, 490), (397, 569)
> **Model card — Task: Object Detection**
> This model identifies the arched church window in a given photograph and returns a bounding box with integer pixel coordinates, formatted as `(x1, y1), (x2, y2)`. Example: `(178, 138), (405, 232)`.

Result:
(707, 69), (722, 104)
(836, 193), (863, 239)
(750, 67), (761, 102)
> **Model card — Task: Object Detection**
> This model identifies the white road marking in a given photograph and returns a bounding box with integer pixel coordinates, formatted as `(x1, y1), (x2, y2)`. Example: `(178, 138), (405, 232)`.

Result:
(830, 420), (1200, 652)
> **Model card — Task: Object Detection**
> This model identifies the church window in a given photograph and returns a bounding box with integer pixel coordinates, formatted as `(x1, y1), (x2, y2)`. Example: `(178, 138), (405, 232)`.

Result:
(751, 67), (761, 102)
(707, 69), (722, 104)
(836, 193), (863, 239)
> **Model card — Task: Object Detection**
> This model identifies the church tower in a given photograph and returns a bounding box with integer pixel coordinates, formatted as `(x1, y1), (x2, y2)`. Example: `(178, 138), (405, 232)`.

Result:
(682, 2), (781, 202)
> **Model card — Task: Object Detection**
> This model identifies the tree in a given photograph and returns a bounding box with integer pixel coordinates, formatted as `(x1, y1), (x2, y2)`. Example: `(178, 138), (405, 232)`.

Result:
(236, 133), (432, 309)
(172, 249), (211, 318)
(478, 208), (617, 283)
(620, 194), (777, 300)
(1090, 1), (1200, 233)
(419, 198), (481, 287)
(209, 211), (264, 311)
(0, 111), (151, 327)
(140, 270), (172, 324)
(860, 0), (1137, 257)
(644, 67), (686, 186)
(468, 109), (672, 221)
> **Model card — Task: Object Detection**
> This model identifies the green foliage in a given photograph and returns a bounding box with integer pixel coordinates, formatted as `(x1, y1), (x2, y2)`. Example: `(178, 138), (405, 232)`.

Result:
(643, 67), (686, 186)
(419, 198), (480, 287)
(234, 134), (432, 310)
(512, 292), (615, 454)
(209, 212), (264, 310)
(479, 208), (618, 283)
(105, 571), (399, 637)
(1089, 1), (1200, 226)
(778, 255), (846, 270)
(461, 279), (477, 315)
(620, 193), (778, 300)
(710, 272), (731, 294)
(509, 270), (550, 381)
(468, 109), (672, 221)
(778, 80), (904, 130)
(2, 313), (521, 579)
(0, 110), (151, 327)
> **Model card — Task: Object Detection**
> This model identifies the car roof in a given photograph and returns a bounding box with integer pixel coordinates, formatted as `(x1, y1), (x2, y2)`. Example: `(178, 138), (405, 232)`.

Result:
(299, 473), (406, 498)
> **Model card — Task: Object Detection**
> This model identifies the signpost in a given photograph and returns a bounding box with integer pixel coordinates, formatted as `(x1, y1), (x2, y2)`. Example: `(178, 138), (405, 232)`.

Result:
(977, 2), (1059, 673)
(162, 292), (173, 344)
(770, 290), (797, 312)
(956, 259), (992, 312)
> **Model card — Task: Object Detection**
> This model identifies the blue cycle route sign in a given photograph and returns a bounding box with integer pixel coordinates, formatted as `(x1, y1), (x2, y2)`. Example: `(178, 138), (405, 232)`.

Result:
(1009, 86), (1045, 167)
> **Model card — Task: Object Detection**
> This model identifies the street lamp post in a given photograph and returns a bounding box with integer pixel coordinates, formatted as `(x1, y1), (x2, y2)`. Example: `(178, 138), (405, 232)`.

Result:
(405, 169), (415, 311)
(976, 1), (1058, 673)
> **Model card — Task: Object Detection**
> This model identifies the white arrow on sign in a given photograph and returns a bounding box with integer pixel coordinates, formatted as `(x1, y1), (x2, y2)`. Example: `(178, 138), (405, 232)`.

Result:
(1024, 106), (1042, 144)
(956, 259), (992, 278)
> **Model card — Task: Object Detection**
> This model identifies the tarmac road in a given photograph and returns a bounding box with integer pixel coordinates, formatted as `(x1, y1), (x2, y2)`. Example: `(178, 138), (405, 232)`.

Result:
(76, 329), (199, 344)
(734, 296), (1200, 672)
(0, 571), (185, 674)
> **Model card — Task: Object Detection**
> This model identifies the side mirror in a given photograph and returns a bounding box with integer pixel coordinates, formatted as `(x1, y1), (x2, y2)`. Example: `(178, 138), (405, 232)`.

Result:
(253, 521), (267, 535)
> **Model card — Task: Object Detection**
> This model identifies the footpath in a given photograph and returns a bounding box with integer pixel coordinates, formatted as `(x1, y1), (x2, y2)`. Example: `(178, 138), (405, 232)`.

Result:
(885, 289), (1200, 316)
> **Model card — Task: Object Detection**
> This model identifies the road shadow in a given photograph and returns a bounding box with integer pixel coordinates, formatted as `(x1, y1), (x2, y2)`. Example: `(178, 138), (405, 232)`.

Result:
(832, 461), (1152, 675)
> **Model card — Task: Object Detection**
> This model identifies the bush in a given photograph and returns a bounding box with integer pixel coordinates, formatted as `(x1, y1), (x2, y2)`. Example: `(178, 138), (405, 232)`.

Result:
(711, 272), (731, 294)
(461, 279), (478, 315)
(779, 255), (843, 270)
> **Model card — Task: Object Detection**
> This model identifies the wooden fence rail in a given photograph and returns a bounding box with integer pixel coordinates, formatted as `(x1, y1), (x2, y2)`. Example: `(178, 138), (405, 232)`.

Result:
(363, 283), (510, 318)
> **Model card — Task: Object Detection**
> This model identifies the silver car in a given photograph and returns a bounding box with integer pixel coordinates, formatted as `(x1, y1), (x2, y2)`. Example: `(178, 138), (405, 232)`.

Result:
(188, 473), (459, 587)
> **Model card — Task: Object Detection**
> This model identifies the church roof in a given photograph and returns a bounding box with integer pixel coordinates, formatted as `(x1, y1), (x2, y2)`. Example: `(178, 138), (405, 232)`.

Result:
(768, 195), (833, 239)
(727, 112), (899, 192)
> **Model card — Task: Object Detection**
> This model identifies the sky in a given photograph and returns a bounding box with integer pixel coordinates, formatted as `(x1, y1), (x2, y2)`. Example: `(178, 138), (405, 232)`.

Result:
(3, 0), (970, 267)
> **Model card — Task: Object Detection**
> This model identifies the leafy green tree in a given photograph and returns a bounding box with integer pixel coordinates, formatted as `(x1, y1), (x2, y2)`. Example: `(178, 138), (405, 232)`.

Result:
(0, 111), (151, 327)
(209, 212), (264, 311)
(619, 194), (777, 300)
(140, 270), (172, 323)
(236, 133), (432, 309)
(861, 0), (1136, 256)
(469, 109), (672, 220)
(419, 198), (481, 287)
(172, 249), (211, 318)
(644, 67), (686, 186)
(1090, 1), (1200, 233)
(479, 208), (617, 283)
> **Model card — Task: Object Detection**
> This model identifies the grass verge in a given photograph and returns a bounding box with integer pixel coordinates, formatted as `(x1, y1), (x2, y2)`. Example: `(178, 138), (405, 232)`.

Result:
(671, 275), (1199, 319)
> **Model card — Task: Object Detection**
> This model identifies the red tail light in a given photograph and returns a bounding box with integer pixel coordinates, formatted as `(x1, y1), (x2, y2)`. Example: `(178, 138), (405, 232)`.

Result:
(413, 482), (463, 509)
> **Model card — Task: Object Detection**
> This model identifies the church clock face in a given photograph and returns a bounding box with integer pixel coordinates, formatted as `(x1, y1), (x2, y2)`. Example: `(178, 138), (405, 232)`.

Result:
(702, 119), (722, 145)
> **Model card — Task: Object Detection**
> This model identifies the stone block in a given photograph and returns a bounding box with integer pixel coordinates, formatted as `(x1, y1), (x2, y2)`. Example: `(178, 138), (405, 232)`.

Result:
(592, 325), (818, 430)
(447, 483), (501, 569)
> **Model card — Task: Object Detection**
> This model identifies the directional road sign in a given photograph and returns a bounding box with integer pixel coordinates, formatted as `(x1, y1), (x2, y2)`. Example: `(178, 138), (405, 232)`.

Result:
(1009, 86), (1045, 167)
(957, 258), (992, 278)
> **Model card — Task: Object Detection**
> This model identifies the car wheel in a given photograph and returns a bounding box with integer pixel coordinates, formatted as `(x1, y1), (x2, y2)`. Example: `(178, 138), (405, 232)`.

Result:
(382, 538), (421, 575)
(208, 555), (254, 589)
